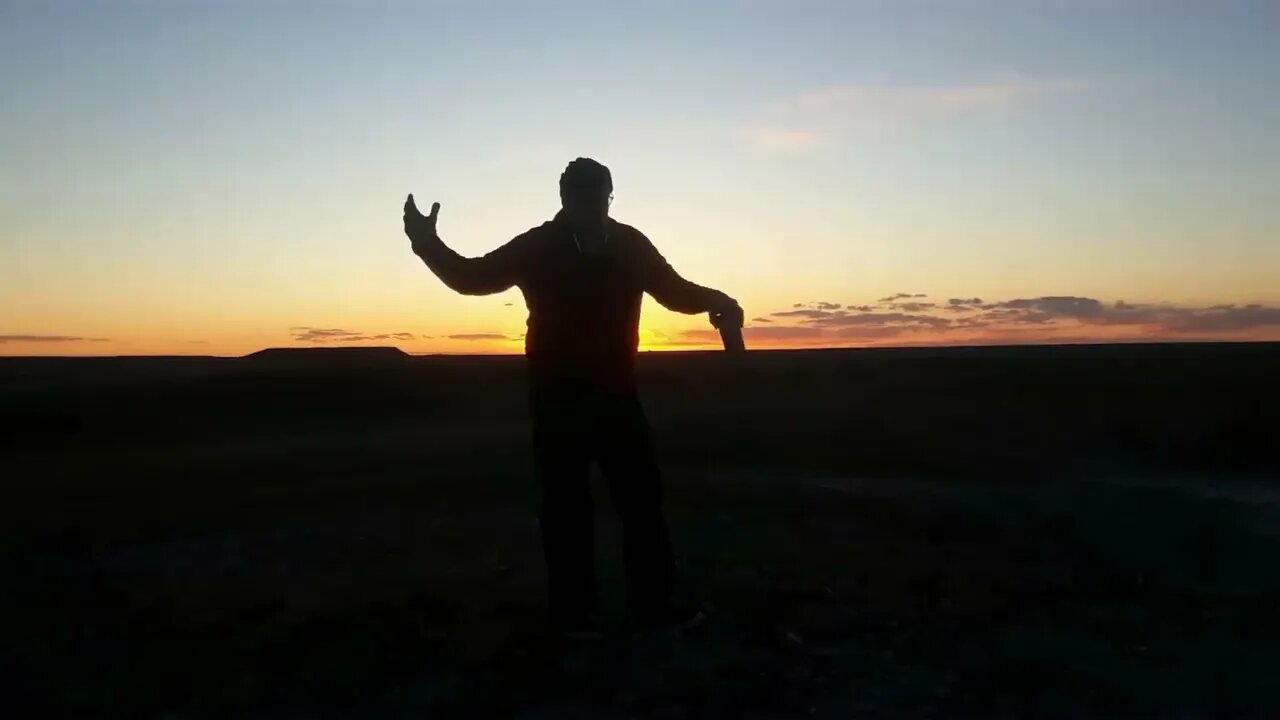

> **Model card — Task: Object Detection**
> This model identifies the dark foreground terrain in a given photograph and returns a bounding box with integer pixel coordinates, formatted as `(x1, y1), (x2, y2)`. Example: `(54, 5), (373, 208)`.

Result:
(3, 343), (1278, 718)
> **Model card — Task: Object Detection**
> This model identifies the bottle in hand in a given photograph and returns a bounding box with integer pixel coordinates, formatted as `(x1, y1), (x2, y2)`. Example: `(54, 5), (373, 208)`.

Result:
(712, 305), (746, 353)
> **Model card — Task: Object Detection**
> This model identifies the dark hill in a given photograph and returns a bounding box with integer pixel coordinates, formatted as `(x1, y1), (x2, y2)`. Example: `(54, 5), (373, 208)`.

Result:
(243, 346), (410, 365)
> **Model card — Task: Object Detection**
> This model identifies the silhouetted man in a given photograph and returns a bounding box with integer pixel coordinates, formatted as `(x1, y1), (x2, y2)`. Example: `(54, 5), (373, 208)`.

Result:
(403, 158), (742, 634)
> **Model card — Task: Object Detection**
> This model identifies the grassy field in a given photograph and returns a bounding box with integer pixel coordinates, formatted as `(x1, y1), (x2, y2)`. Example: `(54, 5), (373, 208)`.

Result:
(3, 344), (1278, 718)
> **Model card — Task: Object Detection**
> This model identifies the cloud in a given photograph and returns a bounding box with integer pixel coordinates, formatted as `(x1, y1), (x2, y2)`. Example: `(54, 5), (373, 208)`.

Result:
(991, 296), (1107, 319)
(0, 334), (108, 343)
(736, 126), (822, 152)
(751, 317), (774, 323)
(772, 309), (844, 320)
(756, 293), (1280, 346)
(887, 302), (937, 312)
(447, 333), (510, 341)
(290, 327), (356, 342)
(946, 298), (984, 312)
(776, 301), (848, 318)
(973, 297), (1186, 327)
(743, 77), (1089, 150)
(977, 308), (1056, 325)
(290, 327), (417, 343)
(1167, 304), (1280, 333)
(787, 78), (1087, 116)
(878, 293), (927, 302)
(814, 312), (952, 329)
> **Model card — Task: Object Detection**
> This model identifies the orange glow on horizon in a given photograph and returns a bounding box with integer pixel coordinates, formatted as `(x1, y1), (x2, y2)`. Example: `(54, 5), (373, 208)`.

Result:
(4, 301), (1280, 357)
(5, 325), (1279, 358)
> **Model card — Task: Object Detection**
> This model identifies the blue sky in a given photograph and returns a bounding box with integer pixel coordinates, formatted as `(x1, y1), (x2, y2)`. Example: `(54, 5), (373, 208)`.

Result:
(2, 0), (1278, 353)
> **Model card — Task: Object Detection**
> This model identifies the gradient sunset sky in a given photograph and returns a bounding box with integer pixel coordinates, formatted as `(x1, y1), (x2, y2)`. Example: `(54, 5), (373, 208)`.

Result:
(3, 0), (1278, 356)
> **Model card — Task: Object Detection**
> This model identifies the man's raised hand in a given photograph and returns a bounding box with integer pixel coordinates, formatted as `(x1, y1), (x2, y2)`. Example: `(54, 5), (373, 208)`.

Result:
(403, 194), (440, 253)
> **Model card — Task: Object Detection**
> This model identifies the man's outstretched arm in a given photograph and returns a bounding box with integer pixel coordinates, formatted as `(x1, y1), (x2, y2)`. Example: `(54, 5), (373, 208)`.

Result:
(403, 194), (522, 296)
(637, 232), (743, 327)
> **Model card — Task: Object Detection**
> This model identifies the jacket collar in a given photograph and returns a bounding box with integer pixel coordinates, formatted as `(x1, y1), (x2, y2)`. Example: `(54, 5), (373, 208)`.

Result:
(552, 210), (615, 253)
(552, 209), (617, 230)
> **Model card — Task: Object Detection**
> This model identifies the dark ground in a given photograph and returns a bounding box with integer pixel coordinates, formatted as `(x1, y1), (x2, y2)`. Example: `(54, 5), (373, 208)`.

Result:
(2, 343), (1278, 718)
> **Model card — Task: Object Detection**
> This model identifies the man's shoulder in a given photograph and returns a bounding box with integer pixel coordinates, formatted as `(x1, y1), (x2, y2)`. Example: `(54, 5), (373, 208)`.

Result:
(508, 216), (650, 253)
(507, 220), (561, 249)
(607, 219), (652, 255)
(608, 218), (646, 240)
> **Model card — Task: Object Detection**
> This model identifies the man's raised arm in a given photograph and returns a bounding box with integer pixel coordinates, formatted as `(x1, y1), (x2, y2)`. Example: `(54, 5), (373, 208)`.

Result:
(636, 231), (743, 327)
(403, 194), (523, 296)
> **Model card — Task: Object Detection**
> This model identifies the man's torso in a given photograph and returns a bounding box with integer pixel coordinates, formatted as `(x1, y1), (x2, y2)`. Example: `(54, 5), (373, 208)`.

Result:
(515, 217), (649, 388)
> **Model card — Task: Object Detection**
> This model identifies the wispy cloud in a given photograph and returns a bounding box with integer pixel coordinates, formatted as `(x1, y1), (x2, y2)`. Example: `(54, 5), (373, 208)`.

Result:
(290, 327), (417, 343)
(814, 312), (951, 329)
(1149, 303), (1280, 333)
(447, 333), (510, 341)
(772, 309), (839, 320)
(773, 301), (850, 319)
(0, 334), (108, 343)
(735, 127), (821, 152)
(886, 302), (938, 312)
(786, 78), (1087, 116)
(741, 77), (1089, 151)
(945, 298), (985, 312)
(744, 294), (1280, 348)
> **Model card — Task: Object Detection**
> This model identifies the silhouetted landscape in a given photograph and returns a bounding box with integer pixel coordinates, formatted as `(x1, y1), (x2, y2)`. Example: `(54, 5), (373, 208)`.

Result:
(3, 343), (1278, 717)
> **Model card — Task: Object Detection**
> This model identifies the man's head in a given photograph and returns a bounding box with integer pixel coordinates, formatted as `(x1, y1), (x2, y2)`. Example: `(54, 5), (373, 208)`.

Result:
(559, 157), (613, 231)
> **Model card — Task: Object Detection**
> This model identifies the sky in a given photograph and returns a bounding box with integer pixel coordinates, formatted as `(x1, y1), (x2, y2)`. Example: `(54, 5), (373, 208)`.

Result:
(2, 0), (1278, 356)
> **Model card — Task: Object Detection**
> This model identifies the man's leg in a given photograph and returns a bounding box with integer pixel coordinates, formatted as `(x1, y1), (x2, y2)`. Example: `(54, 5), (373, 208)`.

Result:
(530, 386), (596, 629)
(595, 390), (676, 621)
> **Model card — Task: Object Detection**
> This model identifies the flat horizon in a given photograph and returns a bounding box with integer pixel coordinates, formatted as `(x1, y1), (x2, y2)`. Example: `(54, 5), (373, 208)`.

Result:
(4, 337), (1278, 362)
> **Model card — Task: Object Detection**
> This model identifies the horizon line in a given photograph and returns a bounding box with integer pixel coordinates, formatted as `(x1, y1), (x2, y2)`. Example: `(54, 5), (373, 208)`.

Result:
(2, 337), (1279, 361)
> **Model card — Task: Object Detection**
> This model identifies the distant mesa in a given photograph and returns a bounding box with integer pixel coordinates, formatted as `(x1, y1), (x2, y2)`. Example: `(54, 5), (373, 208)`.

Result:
(243, 346), (410, 366)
